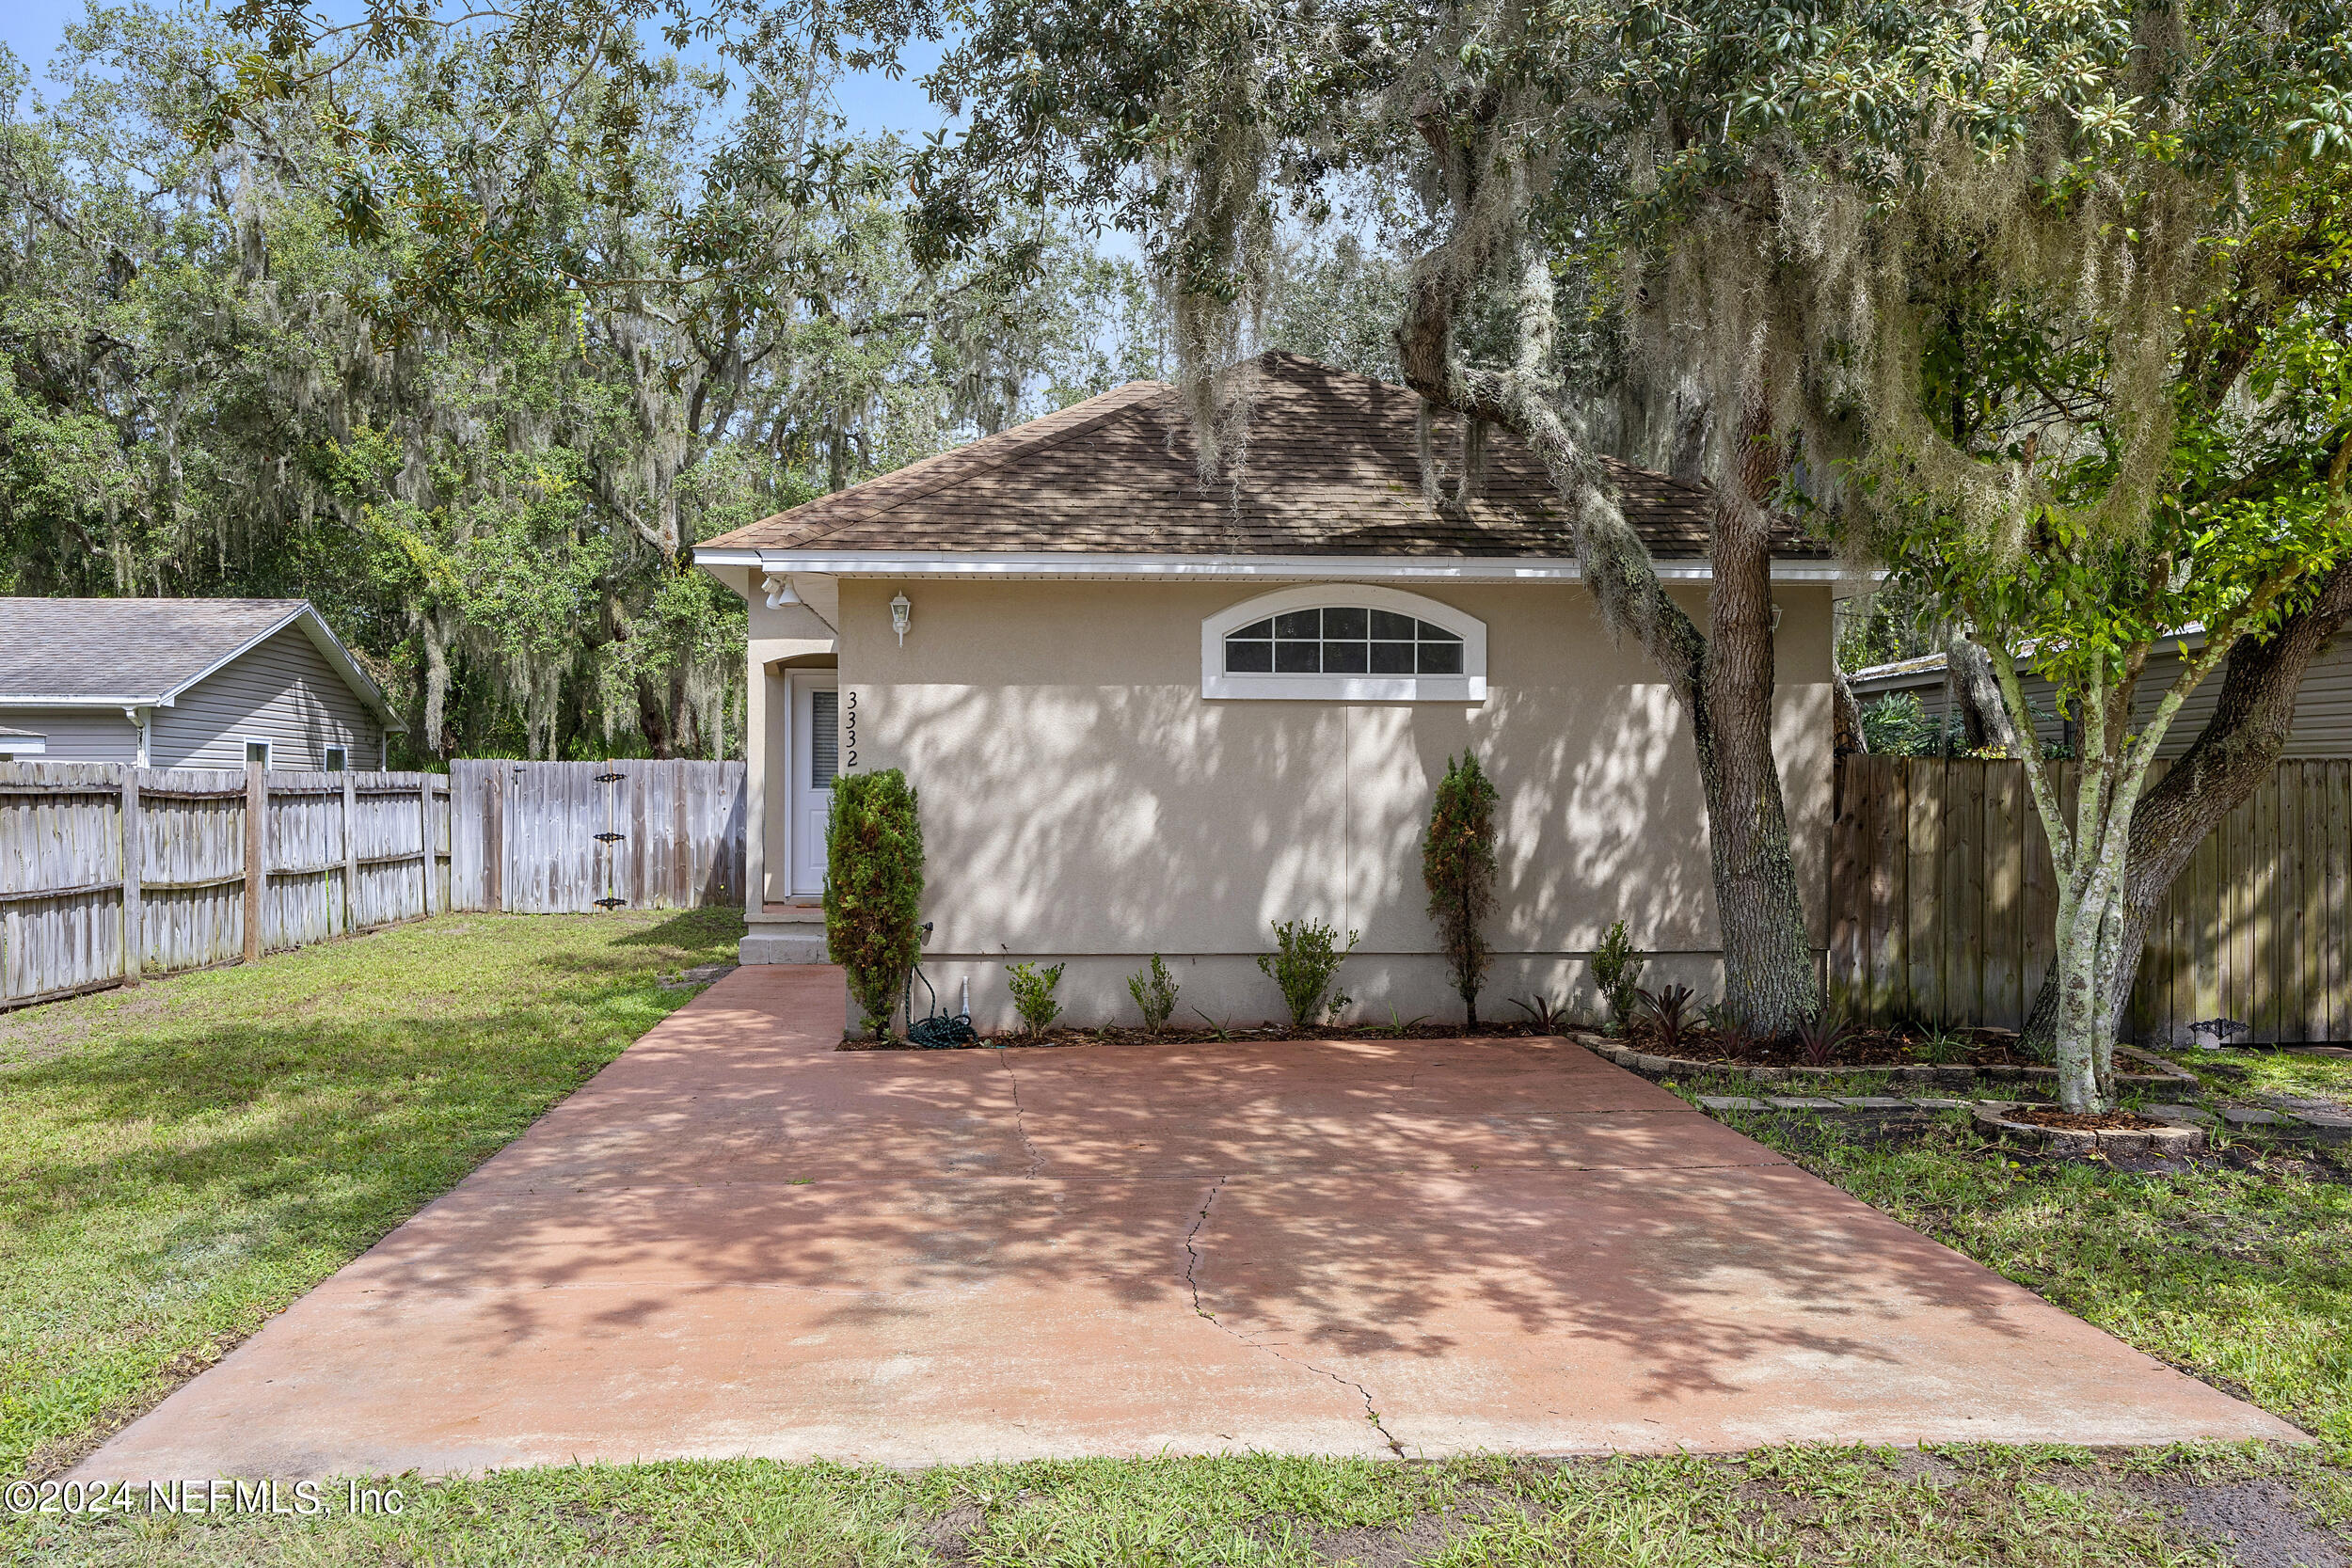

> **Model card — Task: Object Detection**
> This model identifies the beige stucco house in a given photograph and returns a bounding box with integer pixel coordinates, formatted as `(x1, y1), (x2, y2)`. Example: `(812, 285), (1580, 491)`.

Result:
(693, 353), (1842, 1031)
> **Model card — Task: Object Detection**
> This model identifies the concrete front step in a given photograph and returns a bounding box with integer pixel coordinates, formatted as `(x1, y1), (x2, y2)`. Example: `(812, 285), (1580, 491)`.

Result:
(740, 928), (830, 965)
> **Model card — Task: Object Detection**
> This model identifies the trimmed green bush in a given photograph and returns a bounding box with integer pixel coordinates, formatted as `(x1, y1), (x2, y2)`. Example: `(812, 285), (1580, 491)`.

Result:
(1422, 751), (1500, 1027)
(1592, 918), (1645, 1033)
(1127, 953), (1180, 1032)
(822, 769), (924, 1037)
(1258, 918), (1359, 1028)
(1007, 960), (1066, 1037)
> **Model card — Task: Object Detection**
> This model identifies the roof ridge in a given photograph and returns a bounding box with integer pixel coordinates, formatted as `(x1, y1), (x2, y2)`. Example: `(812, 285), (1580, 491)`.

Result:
(1250, 350), (1715, 500)
(685, 351), (1836, 564)
(710, 380), (1173, 553)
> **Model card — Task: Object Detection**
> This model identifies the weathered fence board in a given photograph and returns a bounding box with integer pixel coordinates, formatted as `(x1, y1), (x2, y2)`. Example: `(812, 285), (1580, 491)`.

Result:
(1831, 754), (2352, 1045)
(0, 757), (744, 1009)
(447, 760), (744, 914)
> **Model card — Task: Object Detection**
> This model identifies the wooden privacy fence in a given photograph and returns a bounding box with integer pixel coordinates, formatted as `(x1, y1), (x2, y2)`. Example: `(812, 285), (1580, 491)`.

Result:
(1829, 753), (2352, 1046)
(0, 758), (744, 1010)
(445, 760), (745, 914)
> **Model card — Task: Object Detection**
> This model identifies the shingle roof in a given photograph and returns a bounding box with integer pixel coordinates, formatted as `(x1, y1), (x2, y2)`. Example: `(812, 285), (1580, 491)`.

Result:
(0, 598), (401, 726)
(699, 350), (1828, 562)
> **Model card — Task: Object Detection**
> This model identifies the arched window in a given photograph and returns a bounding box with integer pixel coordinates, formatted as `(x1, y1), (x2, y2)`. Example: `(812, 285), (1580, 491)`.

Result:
(1200, 586), (1487, 701)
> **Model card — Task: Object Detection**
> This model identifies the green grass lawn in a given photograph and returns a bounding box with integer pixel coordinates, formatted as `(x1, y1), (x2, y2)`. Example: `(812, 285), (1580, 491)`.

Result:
(2185, 1046), (2352, 1111)
(0, 909), (743, 1483)
(5, 947), (2349, 1565)
(10, 1439), (2345, 1565)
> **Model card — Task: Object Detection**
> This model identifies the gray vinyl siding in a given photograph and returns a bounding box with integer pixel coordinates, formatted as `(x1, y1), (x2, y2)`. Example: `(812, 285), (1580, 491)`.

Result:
(1854, 635), (2352, 758)
(0, 705), (141, 763)
(150, 625), (385, 769)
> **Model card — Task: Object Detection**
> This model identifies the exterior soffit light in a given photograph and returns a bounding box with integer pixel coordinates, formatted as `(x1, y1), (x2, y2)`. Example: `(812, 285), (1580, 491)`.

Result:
(890, 592), (912, 646)
(761, 573), (800, 609)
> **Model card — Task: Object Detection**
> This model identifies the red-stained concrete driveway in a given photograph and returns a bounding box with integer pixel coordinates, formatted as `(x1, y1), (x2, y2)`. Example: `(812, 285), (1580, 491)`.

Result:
(81, 964), (2298, 1477)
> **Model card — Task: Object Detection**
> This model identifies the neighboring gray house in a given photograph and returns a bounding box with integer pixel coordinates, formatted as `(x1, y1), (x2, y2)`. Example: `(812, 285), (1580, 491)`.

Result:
(1849, 627), (2352, 759)
(0, 598), (404, 768)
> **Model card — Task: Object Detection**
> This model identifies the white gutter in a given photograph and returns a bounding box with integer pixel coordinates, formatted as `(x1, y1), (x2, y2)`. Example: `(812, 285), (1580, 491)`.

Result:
(0, 693), (174, 706)
(694, 546), (1853, 584)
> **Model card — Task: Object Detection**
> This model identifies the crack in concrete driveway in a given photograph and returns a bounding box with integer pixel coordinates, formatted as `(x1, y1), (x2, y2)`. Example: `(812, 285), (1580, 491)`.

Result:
(1183, 1175), (1405, 1456)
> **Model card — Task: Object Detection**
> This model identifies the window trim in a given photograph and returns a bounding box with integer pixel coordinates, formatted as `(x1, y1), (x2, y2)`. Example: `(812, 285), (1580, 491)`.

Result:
(323, 744), (348, 773)
(1201, 585), (1487, 702)
(242, 738), (272, 769)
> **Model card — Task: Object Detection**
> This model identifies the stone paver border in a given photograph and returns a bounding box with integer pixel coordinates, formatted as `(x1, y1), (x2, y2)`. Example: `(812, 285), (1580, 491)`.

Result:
(1687, 1089), (2346, 1145)
(1971, 1101), (2208, 1157)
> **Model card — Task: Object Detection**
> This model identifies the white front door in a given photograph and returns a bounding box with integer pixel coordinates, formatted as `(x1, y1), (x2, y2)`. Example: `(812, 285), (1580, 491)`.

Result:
(789, 673), (839, 897)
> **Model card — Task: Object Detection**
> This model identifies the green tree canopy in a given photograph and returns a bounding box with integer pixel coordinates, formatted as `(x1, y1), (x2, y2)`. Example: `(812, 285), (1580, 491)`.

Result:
(1, 3), (1157, 759)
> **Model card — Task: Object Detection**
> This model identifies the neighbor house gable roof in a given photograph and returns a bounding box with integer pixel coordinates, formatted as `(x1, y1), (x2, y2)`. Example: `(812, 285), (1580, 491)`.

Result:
(0, 598), (405, 730)
(696, 351), (1829, 566)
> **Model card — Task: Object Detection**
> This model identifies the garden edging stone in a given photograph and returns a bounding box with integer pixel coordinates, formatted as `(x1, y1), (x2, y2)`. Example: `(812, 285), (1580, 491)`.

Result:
(1972, 1101), (2207, 1157)
(1565, 1030), (2200, 1097)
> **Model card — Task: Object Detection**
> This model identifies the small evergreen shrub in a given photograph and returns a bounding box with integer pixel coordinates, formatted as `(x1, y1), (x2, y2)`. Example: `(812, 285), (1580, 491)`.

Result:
(1007, 961), (1066, 1037)
(1422, 752), (1500, 1028)
(1859, 692), (1951, 757)
(1127, 954), (1179, 1032)
(1258, 918), (1359, 1028)
(822, 769), (923, 1037)
(1591, 919), (1645, 1033)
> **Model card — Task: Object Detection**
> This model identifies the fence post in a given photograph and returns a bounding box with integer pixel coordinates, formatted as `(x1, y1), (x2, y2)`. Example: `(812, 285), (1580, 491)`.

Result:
(119, 764), (142, 987)
(486, 767), (504, 912)
(421, 775), (437, 918)
(342, 768), (358, 935)
(243, 756), (264, 962)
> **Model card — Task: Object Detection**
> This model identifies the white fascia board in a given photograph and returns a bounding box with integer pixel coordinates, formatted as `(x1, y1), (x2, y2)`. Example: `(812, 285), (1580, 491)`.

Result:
(691, 546), (1851, 584)
(148, 605), (310, 708)
(144, 604), (405, 732)
(0, 693), (170, 707)
(282, 606), (408, 732)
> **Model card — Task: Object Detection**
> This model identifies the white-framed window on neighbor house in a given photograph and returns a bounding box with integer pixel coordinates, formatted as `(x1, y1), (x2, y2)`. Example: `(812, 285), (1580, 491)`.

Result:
(244, 739), (272, 769)
(323, 745), (348, 772)
(1201, 585), (1487, 702)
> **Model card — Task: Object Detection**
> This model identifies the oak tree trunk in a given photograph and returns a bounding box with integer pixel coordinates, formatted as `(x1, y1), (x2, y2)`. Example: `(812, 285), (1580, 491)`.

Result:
(1389, 105), (1817, 1035)
(1695, 404), (1818, 1032)
(1832, 665), (1864, 757)
(1947, 630), (2022, 755)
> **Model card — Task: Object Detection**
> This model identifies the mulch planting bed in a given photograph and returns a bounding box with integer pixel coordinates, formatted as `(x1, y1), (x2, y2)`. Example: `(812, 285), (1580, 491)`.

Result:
(2007, 1106), (2170, 1133)
(1616, 1019), (2041, 1069)
(1583, 1023), (2201, 1094)
(839, 1021), (1553, 1051)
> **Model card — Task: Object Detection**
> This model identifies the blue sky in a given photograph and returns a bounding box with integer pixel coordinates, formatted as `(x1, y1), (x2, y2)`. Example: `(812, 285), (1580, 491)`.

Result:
(2, 6), (1142, 266)
(1, 0), (953, 142)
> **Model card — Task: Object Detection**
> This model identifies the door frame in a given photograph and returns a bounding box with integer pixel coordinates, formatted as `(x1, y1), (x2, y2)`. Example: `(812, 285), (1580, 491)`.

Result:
(784, 668), (839, 899)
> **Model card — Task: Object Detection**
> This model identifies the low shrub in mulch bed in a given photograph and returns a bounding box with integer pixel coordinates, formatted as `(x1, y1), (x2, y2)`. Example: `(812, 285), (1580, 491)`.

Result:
(838, 1021), (1555, 1052)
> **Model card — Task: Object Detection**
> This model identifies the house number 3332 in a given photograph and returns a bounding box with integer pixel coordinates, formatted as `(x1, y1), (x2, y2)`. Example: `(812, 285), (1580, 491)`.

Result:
(843, 689), (858, 771)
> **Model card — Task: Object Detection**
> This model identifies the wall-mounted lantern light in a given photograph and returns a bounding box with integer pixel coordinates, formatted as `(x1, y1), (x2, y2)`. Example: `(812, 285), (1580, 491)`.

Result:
(760, 573), (800, 609)
(890, 592), (912, 646)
